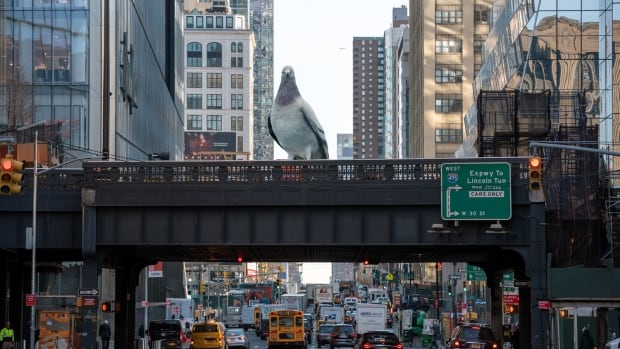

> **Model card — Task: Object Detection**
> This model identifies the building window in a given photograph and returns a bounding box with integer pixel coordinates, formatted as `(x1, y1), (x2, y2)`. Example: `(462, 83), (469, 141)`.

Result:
(435, 6), (463, 24)
(435, 35), (462, 54)
(216, 16), (223, 28)
(435, 94), (462, 113)
(237, 136), (243, 152)
(237, 42), (243, 53)
(206, 16), (214, 28)
(207, 94), (222, 109)
(207, 115), (222, 130)
(196, 16), (204, 28)
(231, 74), (243, 89)
(187, 94), (202, 109)
(435, 125), (463, 143)
(474, 64), (482, 78)
(186, 16), (194, 28)
(474, 34), (486, 53)
(231, 42), (237, 52)
(226, 16), (234, 28)
(231, 94), (243, 109)
(474, 5), (490, 23)
(187, 72), (202, 88)
(231, 116), (244, 131)
(231, 57), (243, 68)
(187, 42), (202, 67)
(207, 42), (222, 67)
(435, 65), (463, 83)
(207, 73), (222, 88)
(187, 115), (202, 130)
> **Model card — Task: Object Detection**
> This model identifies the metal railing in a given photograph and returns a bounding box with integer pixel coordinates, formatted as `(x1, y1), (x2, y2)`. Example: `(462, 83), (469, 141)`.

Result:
(80, 158), (529, 185)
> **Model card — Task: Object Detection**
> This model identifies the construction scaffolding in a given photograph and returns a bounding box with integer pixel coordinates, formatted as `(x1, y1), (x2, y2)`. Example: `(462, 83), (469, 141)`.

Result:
(476, 90), (608, 267)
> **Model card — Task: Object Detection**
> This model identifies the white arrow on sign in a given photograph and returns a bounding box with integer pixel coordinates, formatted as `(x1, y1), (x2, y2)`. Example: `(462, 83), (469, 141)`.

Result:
(79, 289), (99, 296)
(446, 185), (462, 217)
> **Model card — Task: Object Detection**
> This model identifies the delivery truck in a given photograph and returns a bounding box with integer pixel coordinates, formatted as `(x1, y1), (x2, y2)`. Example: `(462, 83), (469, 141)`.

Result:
(356, 303), (387, 334)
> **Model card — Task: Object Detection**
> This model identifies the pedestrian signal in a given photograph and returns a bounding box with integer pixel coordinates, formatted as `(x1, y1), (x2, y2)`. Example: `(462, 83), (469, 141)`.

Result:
(528, 156), (543, 191)
(101, 301), (112, 313)
(0, 155), (24, 195)
(508, 304), (519, 313)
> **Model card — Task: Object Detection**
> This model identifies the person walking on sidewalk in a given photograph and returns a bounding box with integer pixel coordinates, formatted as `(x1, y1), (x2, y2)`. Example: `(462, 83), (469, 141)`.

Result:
(99, 320), (111, 349)
(0, 321), (15, 349)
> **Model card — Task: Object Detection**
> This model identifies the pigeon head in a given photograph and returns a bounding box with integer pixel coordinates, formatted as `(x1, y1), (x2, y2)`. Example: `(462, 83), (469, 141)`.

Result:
(275, 65), (301, 105)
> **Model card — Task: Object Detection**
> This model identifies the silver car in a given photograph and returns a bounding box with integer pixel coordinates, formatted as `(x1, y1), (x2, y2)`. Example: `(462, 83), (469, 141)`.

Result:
(225, 328), (249, 349)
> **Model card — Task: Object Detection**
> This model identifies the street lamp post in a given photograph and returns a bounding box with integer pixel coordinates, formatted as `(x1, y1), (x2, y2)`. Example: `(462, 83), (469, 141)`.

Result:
(18, 120), (102, 349)
(17, 120), (45, 349)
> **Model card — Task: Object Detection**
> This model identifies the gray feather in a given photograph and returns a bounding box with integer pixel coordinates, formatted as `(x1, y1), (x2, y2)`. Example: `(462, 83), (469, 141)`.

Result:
(268, 66), (329, 160)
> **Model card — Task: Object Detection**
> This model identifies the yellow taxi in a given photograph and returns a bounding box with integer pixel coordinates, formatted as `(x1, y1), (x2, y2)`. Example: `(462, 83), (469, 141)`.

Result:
(190, 321), (226, 349)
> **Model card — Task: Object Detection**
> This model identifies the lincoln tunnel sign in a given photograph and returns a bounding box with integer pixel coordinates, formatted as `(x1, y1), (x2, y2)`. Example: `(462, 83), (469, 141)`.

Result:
(441, 162), (512, 220)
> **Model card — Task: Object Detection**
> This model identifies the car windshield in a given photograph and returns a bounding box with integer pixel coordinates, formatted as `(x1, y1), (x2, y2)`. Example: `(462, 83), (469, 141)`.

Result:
(194, 324), (220, 332)
(226, 329), (244, 336)
(461, 327), (482, 339)
(320, 325), (335, 333)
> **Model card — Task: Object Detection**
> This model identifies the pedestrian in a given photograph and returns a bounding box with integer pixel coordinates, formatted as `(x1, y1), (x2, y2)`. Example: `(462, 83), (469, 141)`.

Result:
(0, 321), (14, 349)
(99, 320), (111, 349)
(510, 325), (520, 349)
(579, 327), (594, 349)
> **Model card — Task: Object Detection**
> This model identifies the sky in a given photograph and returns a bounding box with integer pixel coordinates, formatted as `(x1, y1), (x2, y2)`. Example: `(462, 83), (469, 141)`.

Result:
(272, 0), (409, 159)
(302, 262), (332, 284)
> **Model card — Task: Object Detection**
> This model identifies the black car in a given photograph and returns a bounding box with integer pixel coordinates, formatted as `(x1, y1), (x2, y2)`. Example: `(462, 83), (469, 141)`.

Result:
(148, 319), (184, 348)
(353, 331), (403, 349)
(446, 324), (499, 349)
(329, 324), (357, 349)
(317, 324), (336, 347)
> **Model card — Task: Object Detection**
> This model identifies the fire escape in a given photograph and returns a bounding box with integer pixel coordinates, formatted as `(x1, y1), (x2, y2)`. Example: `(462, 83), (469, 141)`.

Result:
(476, 89), (612, 267)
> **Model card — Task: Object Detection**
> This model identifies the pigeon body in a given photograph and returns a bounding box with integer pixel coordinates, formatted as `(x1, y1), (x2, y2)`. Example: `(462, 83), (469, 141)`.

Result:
(268, 66), (329, 160)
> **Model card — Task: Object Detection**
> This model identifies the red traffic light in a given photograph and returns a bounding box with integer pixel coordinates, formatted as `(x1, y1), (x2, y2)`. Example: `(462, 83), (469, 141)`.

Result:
(237, 256), (243, 263)
(0, 156), (24, 195)
(101, 301), (112, 312)
(528, 156), (543, 191)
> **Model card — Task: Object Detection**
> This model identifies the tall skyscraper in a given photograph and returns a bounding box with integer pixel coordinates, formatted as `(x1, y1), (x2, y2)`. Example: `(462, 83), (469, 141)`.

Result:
(408, 0), (493, 158)
(249, 0), (274, 160)
(352, 37), (385, 159)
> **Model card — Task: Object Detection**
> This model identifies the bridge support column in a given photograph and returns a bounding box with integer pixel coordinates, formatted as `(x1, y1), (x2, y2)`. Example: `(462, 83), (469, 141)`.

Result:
(81, 205), (99, 349)
(525, 202), (548, 349)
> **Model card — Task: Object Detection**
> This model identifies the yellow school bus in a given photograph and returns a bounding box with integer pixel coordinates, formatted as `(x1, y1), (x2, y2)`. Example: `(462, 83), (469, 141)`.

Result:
(267, 310), (306, 349)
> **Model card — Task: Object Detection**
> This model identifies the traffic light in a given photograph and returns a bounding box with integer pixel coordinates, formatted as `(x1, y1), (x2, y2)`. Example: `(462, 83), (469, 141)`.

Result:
(276, 279), (282, 287)
(462, 281), (467, 292)
(0, 155), (24, 195)
(508, 304), (519, 313)
(199, 282), (206, 294)
(447, 285), (453, 296)
(101, 301), (112, 313)
(528, 156), (543, 191)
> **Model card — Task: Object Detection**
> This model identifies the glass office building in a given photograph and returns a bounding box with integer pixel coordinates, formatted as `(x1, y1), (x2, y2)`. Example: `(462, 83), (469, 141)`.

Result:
(0, 0), (185, 161)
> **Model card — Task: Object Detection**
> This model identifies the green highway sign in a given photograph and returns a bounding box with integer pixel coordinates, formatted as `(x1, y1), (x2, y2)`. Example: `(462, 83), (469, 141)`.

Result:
(441, 162), (512, 220)
(467, 265), (487, 281)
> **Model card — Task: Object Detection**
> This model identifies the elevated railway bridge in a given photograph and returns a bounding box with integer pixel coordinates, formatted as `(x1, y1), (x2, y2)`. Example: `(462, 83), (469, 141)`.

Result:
(0, 157), (548, 348)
